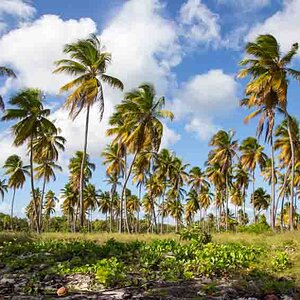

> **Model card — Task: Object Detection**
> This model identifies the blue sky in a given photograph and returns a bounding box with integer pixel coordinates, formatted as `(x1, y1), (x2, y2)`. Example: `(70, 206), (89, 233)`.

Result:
(0, 0), (300, 218)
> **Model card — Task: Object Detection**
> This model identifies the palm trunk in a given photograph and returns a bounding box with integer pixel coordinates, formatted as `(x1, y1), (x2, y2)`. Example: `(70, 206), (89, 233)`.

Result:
(286, 114), (295, 230)
(270, 136), (276, 229)
(152, 200), (157, 233)
(280, 196), (285, 231)
(137, 184), (141, 233)
(160, 183), (166, 234)
(79, 105), (90, 228)
(10, 188), (16, 231)
(225, 172), (229, 231)
(120, 151), (138, 233)
(110, 186), (114, 233)
(30, 134), (40, 233)
(252, 169), (256, 223)
(39, 176), (46, 231)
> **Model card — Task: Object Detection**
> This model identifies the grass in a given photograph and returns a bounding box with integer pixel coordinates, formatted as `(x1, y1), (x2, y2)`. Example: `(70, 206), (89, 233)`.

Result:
(1, 230), (300, 293)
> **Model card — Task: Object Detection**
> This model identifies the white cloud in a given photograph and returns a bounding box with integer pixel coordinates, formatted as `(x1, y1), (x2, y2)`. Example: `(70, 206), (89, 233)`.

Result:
(179, 0), (221, 46)
(217, 0), (270, 11)
(160, 123), (181, 149)
(185, 118), (220, 140)
(0, 0), (36, 19)
(101, 0), (181, 92)
(172, 69), (238, 140)
(247, 0), (300, 55)
(0, 15), (97, 94)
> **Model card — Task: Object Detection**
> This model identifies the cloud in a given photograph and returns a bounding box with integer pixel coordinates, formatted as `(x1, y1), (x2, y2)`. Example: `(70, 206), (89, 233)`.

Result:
(185, 118), (220, 140)
(0, 0), (181, 168)
(179, 0), (221, 47)
(247, 0), (300, 55)
(171, 69), (238, 140)
(160, 123), (181, 149)
(216, 0), (270, 12)
(0, 0), (36, 19)
(0, 15), (97, 94)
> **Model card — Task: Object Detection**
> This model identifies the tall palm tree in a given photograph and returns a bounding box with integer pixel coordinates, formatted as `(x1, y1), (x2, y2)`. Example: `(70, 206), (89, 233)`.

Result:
(44, 190), (58, 231)
(3, 155), (29, 230)
(0, 66), (16, 110)
(1, 89), (56, 233)
(107, 83), (173, 232)
(198, 185), (213, 226)
(238, 34), (300, 230)
(208, 130), (238, 230)
(54, 34), (124, 227)
(35, 161), (62, 230)
(239, 137), (267, 220)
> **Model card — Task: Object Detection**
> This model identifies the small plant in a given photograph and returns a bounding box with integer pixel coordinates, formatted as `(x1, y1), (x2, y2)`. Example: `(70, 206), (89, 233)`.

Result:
(178, 226), (212, 245)
(271, 251), (291, 271)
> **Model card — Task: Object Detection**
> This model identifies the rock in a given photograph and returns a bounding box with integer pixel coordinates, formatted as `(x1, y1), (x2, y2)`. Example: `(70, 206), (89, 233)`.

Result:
(57, 286), (68, 297)
(0, 278), (15, 284)
(264, 295), (279, 300)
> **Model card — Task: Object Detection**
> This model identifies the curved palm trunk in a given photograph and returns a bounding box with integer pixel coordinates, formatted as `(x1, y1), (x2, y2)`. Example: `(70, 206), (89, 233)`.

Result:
(120, 151), (138, 233)
(10, 188), (16, 231)
(79, 105), (90, 228)
(286, 115), (295, 230)
(270, 136), (276, 229)
(30, 135), (40, 233)
(280, 196), (285, 231)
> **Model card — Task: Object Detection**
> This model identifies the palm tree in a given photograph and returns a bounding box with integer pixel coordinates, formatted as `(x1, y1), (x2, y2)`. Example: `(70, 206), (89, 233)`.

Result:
(0, 66), (16, 110)
(69, 151), (95, 193)
(61, 183), (78, 232)
(0, 179), (8, 202)
(233, 163), (250, 214)
(3, 155), (29, 230)
(153, 148), (174, 233)
(84, 184), (99, 231)
(35, 161), (62, 230)
(238, 34), (300, 230)
(240, 137), (267, 220)
(1, 89), (56, 233)
(198, 185), (213, 227)
(208, 130), (238, 230)
(107, 83), (173, 232)
(251, 188), (271, 220)
(185, 189), (200, 225)
(44, 190), (58, 231)
(54, 34), (124, 228)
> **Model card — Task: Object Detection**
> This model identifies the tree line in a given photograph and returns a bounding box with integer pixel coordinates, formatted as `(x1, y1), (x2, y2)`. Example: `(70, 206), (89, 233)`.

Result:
(0, 34), (300, 233)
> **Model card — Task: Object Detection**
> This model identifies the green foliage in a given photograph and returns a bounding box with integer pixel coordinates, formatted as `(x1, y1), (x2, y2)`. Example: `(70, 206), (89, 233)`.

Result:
(178, 226), (212, 245)
(238, 221), (271, 234)
(271, 251), (291, 271)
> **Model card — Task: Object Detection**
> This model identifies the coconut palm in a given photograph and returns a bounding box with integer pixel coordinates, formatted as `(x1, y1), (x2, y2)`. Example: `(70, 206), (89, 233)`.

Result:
(61, 183), (78, 232)
(107, 83), (173, 232)
(153, 148), (174, 233)
(239, 137), (267, 220)
(1, 89), (56, 233)
(69, 151), (95, 193)
(54, 34), (124, 227)
(185, 189), (200, 225)
(251, 188), (271, 220)
(0, 179), (8, 201)
(35, 161), (62, 230)
(84, 184), (99, 231)
(0, 66), (16, 110)
(44, 190), (58, 231)
(208, 130), (238, 230)
(3, 155), (29, 230)
(239, 34), (300, 230)
(198, 185), (213, 225)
